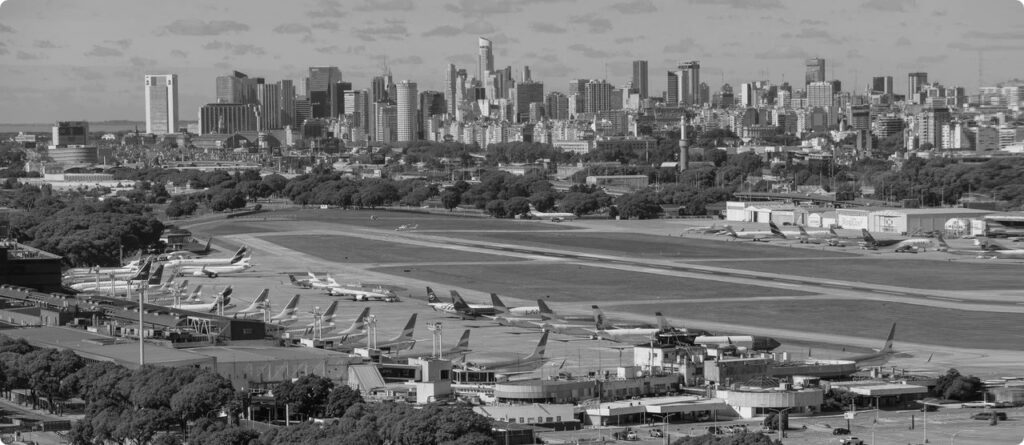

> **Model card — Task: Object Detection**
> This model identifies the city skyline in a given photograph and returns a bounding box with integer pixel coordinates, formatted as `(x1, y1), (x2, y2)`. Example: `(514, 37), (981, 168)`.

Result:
(1, 0), (1023, 122)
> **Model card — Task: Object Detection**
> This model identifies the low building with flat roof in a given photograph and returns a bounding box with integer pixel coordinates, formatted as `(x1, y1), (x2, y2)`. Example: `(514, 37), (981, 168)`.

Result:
(584, 395), (728, 426)
(187, 346), (363, 391)
(2, 326), (216, 369)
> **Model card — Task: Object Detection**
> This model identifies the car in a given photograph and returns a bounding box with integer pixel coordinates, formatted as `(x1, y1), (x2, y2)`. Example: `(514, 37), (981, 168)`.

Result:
(971, 411), (1007, 420)
(832, 427), (851, 435)
(838, 438), (864, 445)
(649, 429), (663, 438)
(705, 426), (723, 435)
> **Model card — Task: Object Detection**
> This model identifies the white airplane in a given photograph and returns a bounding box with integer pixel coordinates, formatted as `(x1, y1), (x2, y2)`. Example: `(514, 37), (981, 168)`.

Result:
(372, 313), (418, 352)
(388, 329), (471, 361)
(692, 335), (782, 352)
(796, 226), (846, 246)
(180, 261), (254, 278)
(327, 280), (396, 301)
(71, 262), (164, 292)
(721, 222), (787, 241)
(305, 272), (337, 289)
(423, 287), (498, 318)
(175, 286), (232, 313)
(463, 332), (553, 378)
(269, 294), (302, 326)
(164, 246), (249, 267)
(318, 308), (374, 346)
(395, 224), (419, 231)
(587, 308), (668, 343)
(528, 205), (576, 221)
(859, 229), (934, 252)
(842, 323), (899, 368)
(287, 302), (347, 336)
(230, 289), (271, 319)
(682, 223), (724, 235)
(490, 293), (540, 316)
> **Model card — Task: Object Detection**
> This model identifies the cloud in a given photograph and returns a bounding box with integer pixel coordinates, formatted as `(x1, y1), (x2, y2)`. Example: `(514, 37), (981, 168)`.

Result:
(664, 38), (697, 53)
(16, 51), (43, 60)
(391, 55), (423, 65)
(570, 13), (612, 33)
(534, 62), (574, 78)
(422, 21), (495, 37)
(445, 0), (520, 16)
(530, 22), (567, 34)
(795, 28), (844, 44)
(85, 45), (123, 57)
(354, 0), (415, 11)
(307, 0), (346, 18)
(214, 62), (232, 71)
(130, 56), (157, 67)
(568, 43), (612, 58)
(895, 36), (911, 46)
(614, 36), (637, 44)
(202, 41), (266, 56)
(73, 69), (105, 81)
(688, 0), (783, 8)
(163, 19), (249, 36)
(316, 45), (366, 55)
(800, 19), (825, 25)
(274, 23), (311, 34)
(109, 39), (131, 50)
(754, 46), (808, 59)
(354, 21), (408, 40)
(312, 21), (340, 31)
(0, 43), (8, 55)
(170, 49), (188, 58)
(33, 40), (57, 49)
(948, 41), (1024, 52)
(863, 0), (915, 12)
(915, 54), (947, 64)
(0, 23), (12, 33)
(846, 49), (864, 59)
(447, 54), (477, 65)
(965, 30), (1024, 40)
(423, 25), (461, 37)
(611, 0), (656, 13)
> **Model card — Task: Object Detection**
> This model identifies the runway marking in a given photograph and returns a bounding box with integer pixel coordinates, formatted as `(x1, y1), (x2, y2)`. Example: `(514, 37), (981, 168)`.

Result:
(927, 296), (964, 302)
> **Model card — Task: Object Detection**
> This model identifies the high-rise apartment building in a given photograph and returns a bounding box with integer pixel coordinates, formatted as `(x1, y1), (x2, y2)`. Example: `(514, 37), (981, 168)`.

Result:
(918, 106), (950, 149)
(569, 79), (587, 115)
(584, 80), (614, 113)
(478, 37), (494, 81)
(739, 83), (754, 107)
(371, 75), (388, 103)
(512, 81), (544, 123)
(329, 81), (352, 119)
(545, 92), (569, 120)
(632, 60), (649, 98)
(344, 89), (371, 130)
(308, 66), (342, 119)
(807, 81), (834, 108)
(522, 65), (531, 83)
(908, 72), (928, 104)
(805, 58), (826, 86)
(374, 102), (398, 143)
(396, 81), (418, 142)
(144, 74), (178, 135)
(666, 71), (681, 106)
(679, 61), (700, 105)
(444, 64), (458, 116)
(52, 121), (89, 146)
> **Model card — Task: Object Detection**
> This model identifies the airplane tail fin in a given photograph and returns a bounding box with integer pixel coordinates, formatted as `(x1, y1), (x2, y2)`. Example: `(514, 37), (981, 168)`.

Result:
(862, 229), (877, 244)
(175, 279), (189, 294)
(880, 322), (896, 352)
(769, 221), (786, 238)
(527, 332), (549, 359)
(426, 287), (440, 303)
(229, 246), (248, 265)
(490, 293), (507, 313)
(451, 292), (471, 311)
(288, 274), (299, 285)
(203, 237), (212, 253)
(189, 284), (203, 301)
(390, 313), (417, 342)
(723, 225), (738, 237)
(148, 264), (165, 286)
(350, 307), (371, 330)
(935, 233), (950, 249)
(655, 312), (670, 330)
(797, 225), (809, 237)
(274, 294), (300, 319)
(130, 260), (152, 282)
(454, 329), (470, 351)
(592, 305), (607, 330)
(320, 301), (339, 323)
(537, 299), (556, 319)
(240, 288), (270, 313)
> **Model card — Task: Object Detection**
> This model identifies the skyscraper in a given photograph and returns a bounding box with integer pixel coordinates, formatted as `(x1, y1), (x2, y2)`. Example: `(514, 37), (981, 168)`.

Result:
(679, 61), (700, 105)
(329, 81), (352, 118)
(666, 71), (680, 106)
(444, 64), (458, 116)
(512, 81), (544, 123)
(419, 90), (445, 139)
(521, 65), (531, 83)
(584, 80), (613, 113)
(396, 81), (418, 142)
(632, 60), (648, 98)
(216, 71), (256, 104)
(807, 81), (834, 108)
(569, 79), (587, 115)
(739, 83), (754, 107)
(805, 58), (826, 86)
(478, 37), (493, 81)
(375, 102), (398, 143)
(545, 92), (569, 120)
(144, 74), (178, 135)
(371, 75), (388, 103)
(908, 72), (928, 104)
(278, 80), (295, 128)
(199, 103), (259, 134)
(918, 106), (950, 149)
(308, 66), (342, 118)
(255, 81), (281, 130)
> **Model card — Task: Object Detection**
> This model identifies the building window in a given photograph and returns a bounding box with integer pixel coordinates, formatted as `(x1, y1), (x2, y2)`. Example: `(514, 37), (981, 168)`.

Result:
(556, 416), (562, 422)
(242, 328), (253, 335)
(519, 417), (525, 424)
(441, 370), (450, 380)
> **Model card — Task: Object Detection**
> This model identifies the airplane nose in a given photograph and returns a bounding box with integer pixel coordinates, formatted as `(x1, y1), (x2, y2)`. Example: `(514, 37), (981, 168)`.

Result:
(765, 338), (781, 350)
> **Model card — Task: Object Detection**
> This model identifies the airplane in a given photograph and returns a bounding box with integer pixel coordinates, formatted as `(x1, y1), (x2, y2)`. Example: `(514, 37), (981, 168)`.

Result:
(859, 229), (934, 252)
(592, 305), (657, 329)
(268, 294), (302, 326)
(528, 205), (576, 221)
(164, 246), (249, 267)
(490, 294), (540, 317)
(180, 262), (254, 278)
(721, 222), (787, 242)
(175, 286), (232, 313)
(424, 288), (497, 318)
(372, 313), (418, 352)
(288, 274), (314, 289)
(395, 224), (419, 231)
(327, 283), (396, 301)
(304, 272), (335, 289)
(230, 289), (271, 319)
(796, 226), (846, 246)
(692, 335), (782, 352)
(387, 329), (471, 361)
(463, 332), (551, 377)
(681, 223), (723, 235)
(287, 301), (344, 336)
(842, 322), (898, 368)
(70, 262), (164, 292)
(587, 309), (667, 343)
(536, 299), (592, 323)
(318, 308), (375, 346)
(946, 237), (1024, 259)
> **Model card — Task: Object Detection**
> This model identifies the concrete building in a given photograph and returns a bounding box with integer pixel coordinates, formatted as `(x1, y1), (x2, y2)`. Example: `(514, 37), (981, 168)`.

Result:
(585, 80), (614, 113)
(917, 106), (950, 149)
(512, 81), (544, 123)
(545, 92), (569, 120)
(308, 66), (343, 119)
(51, 121), (88, 146)
(395, 81), (417, 141)
(374, 102), (398, 143)
(679, 61), (700, 105)
(585, 175), (649, 191)
(255, 81), (281, 130)
(144, 74), (178, 135)
(478, 37), (494, 81)
(715, 385), (823, 419)
(805, 58), (825, 86)
(199, 103), (259, 134)
(908, 72), (928, 104)
(632, 60), (648, 98)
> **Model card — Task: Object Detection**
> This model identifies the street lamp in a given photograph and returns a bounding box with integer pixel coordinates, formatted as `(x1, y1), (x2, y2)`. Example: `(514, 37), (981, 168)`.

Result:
(917, 399), (935, 444)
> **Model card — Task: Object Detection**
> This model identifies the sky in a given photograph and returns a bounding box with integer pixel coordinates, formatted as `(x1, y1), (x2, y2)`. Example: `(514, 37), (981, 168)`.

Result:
(1, 0), (1023, 123)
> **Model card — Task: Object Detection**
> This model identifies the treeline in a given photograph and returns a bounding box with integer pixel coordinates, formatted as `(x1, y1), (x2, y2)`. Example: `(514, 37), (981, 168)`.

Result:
(870, 157), (1024, 207)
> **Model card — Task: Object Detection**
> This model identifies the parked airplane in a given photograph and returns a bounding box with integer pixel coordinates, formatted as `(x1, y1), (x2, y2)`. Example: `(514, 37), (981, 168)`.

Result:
(176, 286), (232, 313)
(164, 246), (249, 267)
(536, 299), (592, 323)
(319, 308), (374, 346)
(860, 230), (934, 252)
(942, 237), (1024, 259)
(230, 289), (271, 319)
(328, 283), (396, 301)
(287, 302), (343, 336)
(592, 305), (657, 329)
(387, 329), (471, 361)
(288, 274), (314, 289)
(490, 294), (540, 316)
(692, 335), (782, 352)
(528, 205), (576, 221)
(722, 222), (787, 241)
(682, 223), (723, 235)
(588, 309), (666, 343)
(268, 294), (302, 326)
(842, 323), (898, 367)
(796, 226), (846, 246)
(71, 263), (164, 292)
(464, 332), (551, 376)
(448, 291), (498, 319)
(373, 313), (418, 352)
(395, 224), (419, 231)
(180, 262), (254, 278)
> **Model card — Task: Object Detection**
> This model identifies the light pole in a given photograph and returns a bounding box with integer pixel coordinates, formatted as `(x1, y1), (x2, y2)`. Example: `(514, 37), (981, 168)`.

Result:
(366, 315), (377, 349)
(917, 399), (933, 444)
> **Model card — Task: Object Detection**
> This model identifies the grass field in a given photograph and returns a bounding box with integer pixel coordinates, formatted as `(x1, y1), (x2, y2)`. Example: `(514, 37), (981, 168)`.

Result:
(370, 263), (815, 302)
(261, 234), (522, 264)
(451, 231), (858, 260)
(641, 298), (1024, 350)
(693, 257), (1024, 290)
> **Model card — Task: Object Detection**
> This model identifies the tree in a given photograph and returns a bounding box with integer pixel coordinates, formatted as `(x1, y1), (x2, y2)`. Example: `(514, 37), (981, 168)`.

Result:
(933, 368), (983, 401)
(273, 375), (334, 419)
(615, 193), (663, 220)
(440, 190), (461, 211)
(484, 199), (507, 218)
(324, 386), (364, 418)
(529, 191), (557, 213)
(504, 196), (531, 218)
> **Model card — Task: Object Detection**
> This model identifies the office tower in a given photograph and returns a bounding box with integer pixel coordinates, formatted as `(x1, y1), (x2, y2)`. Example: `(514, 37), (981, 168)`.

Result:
(330, 81), (352, 119)
(396, 81), (418, 142)
(52, 121), (89, 146)
(807, 81), (834, 109)
(344, 89), (371, 130)
(478, 37), (494, 81)
(511, 81), (544, 123)
(216, 71), (257, 104)
(199, 103), (259, 134)
(569, 78), (587, 112)
(666, 71), (680, 106)
(278, 80), (295, 128)
(918, 106), (950, 149)
(294, 96), (311, 124)
(522, 65), (531, 83)
(256, 81), (281, 130)
(371, 75), (387, 103)
(584, 80), (613, 113)
(545, 92), (569, 120)
(805, 58), (826, 86)
(419, 90), (445, 139)
(632, 60), (649, 99)
(908, 72), (928, 104)
(445, 64), (458, 115)
(308, 66), (342, 118)
(374, 102), (398, 143)
(739, 83), (754, 107)
(144, 74), (178, 135)
(848, 104), (871, 131)
(679, 61), (700, 105)
(385, 73), (397, 103)
(698, 82), (710, 106)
